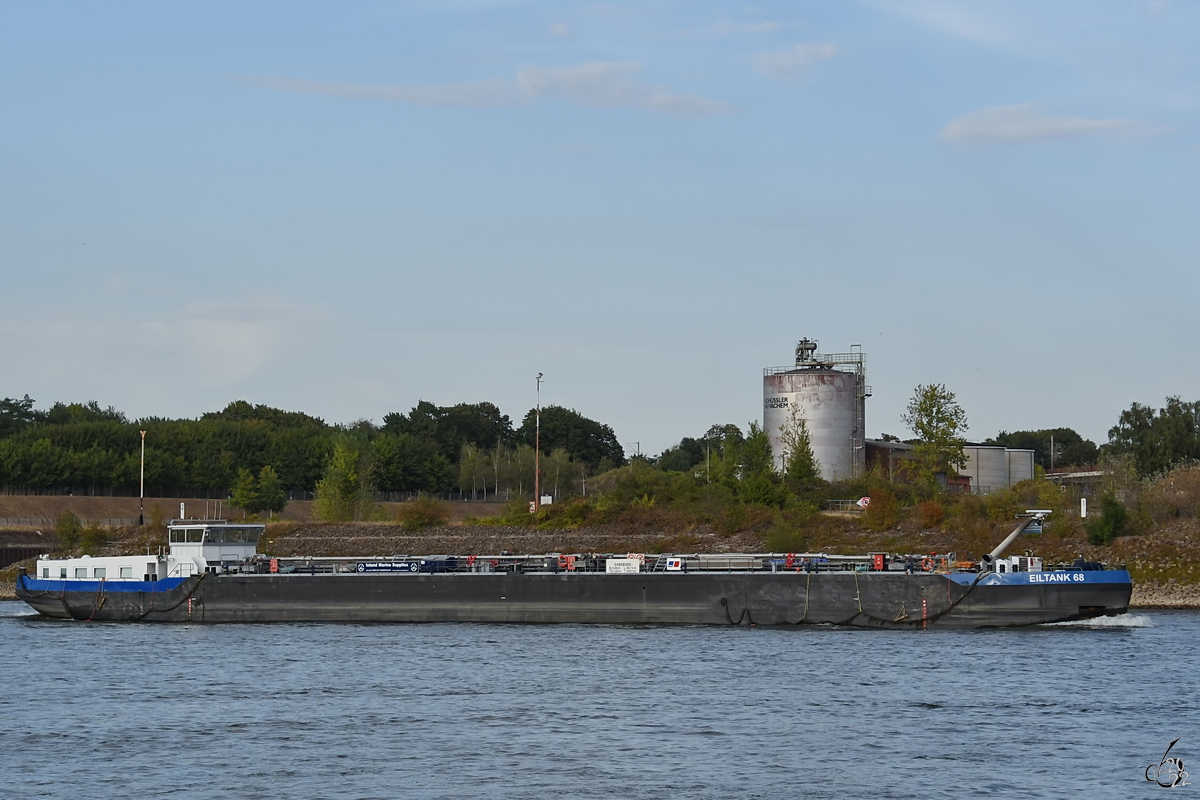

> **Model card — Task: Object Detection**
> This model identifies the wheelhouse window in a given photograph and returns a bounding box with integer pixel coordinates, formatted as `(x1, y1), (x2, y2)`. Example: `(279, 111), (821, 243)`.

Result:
(120, 567), (133, 579)
(94, 568), (106, 579)
(42, 568), (49, 578)
(75, 568), (87, 578)
(199, 525), (263, 544)
(169, 528), (206, 543)
(60, 568), (67, 578)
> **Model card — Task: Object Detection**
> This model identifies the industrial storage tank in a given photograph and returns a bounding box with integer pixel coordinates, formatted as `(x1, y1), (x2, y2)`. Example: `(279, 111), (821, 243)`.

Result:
(1006, 449), (1034, 485)
(763, 339), (868, 482)
(959, 446), (1009, 494)
(958, 446), (1035, 493)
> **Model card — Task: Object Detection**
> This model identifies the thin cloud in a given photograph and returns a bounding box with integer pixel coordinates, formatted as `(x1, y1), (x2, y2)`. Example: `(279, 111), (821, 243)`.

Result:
(241, 63), (730, 116)
(548, 21), (570, 38)
(246, 75), (520, 107)
(140, 300), (325, 384)
(659, 20), (786, 38)
(873, 0), (1008, 44)
(517, 62), (729, 114)
(941, 104), (1168, 143)
(712, 21), (781, 34)
(753, 43), (839, 80)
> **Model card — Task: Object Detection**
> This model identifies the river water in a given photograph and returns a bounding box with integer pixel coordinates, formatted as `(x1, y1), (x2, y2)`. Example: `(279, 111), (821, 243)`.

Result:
(0, 601), (1194, 799)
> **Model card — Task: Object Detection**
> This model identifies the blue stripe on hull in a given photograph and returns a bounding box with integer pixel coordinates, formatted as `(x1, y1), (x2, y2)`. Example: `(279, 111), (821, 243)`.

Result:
(18, 577), (188, 593)
(947, 570), (1131, 587)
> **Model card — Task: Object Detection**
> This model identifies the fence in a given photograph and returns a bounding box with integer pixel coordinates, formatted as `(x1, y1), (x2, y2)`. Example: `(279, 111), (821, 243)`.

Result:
(1, 546), (44, 569)
(0, 518), (136, 528)
(1, 487), (238, 500)
(1, 488), (516, 504)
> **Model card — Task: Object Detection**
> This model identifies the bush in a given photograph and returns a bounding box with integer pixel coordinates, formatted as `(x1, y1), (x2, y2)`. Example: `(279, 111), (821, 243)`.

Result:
(54, 510), (82, 550)
(984, 488), (1021, 522)
(737, 474), (787, 507)
(558, 499), (594, 527)
(862, 489), (900, 532)
(1086, 492), (1128, 545)
(764, 505), (819, 552)
(917, 500), (945, 528)
(766, 523), (807, 552)
(79, 525), (110, 554)
(944, 492), (986, 521)
(1143, 463), (1200, 523)
(396, 497), (451, 530)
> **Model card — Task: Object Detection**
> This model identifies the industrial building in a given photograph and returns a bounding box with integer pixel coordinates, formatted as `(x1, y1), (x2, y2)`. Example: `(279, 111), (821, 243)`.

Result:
(763, 339), (869, 482)
(957, 445), (1035, 493)
(763, 337), (1034, 491)
(864, 440), (1034, 493)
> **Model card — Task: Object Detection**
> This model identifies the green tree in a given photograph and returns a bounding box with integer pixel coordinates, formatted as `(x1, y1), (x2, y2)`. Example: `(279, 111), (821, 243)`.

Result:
(657, 437), (706, 473)
(230, 468), (260, 514)
(458, 444), (489, 498)
(257, 465), (287, 515)
(43, 400), (127, 425)
(0, 395), (40, 438)
(374, 434), (454, 493)
(902, 383), (969, 487)
(79, 524), (110, 554)
(314, 439), (374, 521)
(780, 405), (820, 482)
(54, 509), (82, 550)
(987, 428), (1098, 470)
(516, 405), (624, 470)
(383, 400), (514, 463)
(742, 421), (776, 477)
(544, 447), (576, 500)
(1107, 397), (1200, 477)
(1086, 491), (1129, 545)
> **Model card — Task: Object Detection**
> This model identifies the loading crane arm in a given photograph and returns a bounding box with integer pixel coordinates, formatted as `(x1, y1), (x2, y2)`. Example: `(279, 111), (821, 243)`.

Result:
(980, 510), (1052, 571)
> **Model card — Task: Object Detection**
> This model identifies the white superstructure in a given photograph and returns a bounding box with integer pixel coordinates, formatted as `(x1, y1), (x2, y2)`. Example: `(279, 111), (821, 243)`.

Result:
(35, 520), (264, 582)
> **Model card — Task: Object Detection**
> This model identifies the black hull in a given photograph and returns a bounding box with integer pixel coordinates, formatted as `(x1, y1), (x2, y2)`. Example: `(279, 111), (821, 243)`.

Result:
(16, 571), (1132, 629)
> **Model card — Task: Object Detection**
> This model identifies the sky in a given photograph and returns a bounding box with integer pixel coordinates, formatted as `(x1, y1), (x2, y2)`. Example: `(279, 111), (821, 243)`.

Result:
(2, 0), (1199, 455)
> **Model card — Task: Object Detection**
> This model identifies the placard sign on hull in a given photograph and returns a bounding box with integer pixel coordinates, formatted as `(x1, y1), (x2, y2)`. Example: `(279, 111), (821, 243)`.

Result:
(357, 562), (420, 573)
(605, 558), (641, 574)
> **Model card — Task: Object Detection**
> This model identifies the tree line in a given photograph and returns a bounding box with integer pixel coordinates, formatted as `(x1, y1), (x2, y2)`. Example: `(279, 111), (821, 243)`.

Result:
(2, 386), (1194, 509)
(0, 396), (624, 499)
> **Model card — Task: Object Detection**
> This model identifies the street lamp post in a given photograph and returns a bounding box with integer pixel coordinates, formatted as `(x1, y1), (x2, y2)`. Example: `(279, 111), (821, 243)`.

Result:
(534, 373), (543, 511)
(138, 430), (146, 526)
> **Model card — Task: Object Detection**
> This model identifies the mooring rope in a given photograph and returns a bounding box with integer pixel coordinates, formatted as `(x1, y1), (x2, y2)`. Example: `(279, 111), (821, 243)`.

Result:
(720, 596), (755, 625)
(84, 578), (107, 622)
(853, 571), (987, 629)
(130, 573), (208, 622)
(801, 571), (811, 623)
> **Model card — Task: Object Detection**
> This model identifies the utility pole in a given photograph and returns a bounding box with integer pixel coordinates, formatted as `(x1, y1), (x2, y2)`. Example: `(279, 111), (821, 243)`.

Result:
(534, 373), (543, 511)
(138, 430), (147, 526)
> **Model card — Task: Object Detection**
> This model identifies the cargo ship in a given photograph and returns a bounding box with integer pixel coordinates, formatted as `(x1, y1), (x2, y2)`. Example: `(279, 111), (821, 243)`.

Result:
(14, 511), (1131, 628)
